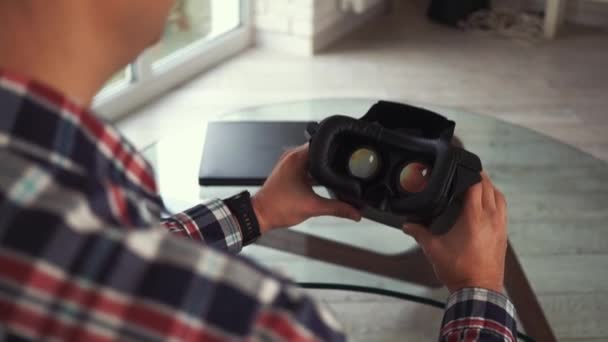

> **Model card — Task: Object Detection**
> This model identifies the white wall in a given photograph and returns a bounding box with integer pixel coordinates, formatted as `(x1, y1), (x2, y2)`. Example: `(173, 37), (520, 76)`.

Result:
(253, 0), (386, 55)
(526, 0), (608, 28)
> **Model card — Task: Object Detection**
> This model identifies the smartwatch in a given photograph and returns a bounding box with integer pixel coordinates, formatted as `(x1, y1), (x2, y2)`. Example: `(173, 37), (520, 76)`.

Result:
(223, 191), (261, 245)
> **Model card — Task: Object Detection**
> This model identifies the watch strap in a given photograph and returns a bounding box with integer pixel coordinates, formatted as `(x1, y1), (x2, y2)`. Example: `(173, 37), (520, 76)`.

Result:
(223, 191), (261, 245)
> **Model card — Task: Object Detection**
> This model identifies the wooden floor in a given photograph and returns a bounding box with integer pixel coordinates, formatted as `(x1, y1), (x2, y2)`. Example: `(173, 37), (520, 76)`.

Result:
(119, 1), (608, 341)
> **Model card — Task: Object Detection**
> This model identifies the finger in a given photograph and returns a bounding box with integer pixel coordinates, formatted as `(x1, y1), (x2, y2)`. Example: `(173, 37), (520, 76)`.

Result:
(402, 223), (432, 245)
(311, 197), (361, 221)
(286, 144), (310, 170)
(279, 143), (308, 162)
(291, 143), (310, 160)
(481, 172), (496, 211)
(278, 150), (290, 162)
(294, 143), (310, 152)
(494, 187), (506, 209)
(466, 177), (483, 212)
(495, 188), (507, 220)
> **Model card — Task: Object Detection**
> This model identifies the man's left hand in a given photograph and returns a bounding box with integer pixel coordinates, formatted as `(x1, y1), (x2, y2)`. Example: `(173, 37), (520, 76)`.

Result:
(252, 144), (362, 233)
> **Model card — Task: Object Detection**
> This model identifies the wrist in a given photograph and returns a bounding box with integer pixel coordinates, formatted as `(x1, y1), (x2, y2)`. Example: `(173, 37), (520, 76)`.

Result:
(251, 194), (271, 234)
(447, 277), (504, 294)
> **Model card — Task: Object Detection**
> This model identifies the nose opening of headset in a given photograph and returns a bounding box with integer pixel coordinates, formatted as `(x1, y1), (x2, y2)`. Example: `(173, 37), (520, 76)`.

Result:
(363, 184), (393, 211)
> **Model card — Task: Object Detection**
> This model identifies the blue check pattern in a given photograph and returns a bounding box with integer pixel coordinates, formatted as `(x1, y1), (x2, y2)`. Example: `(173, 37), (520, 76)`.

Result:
(0, 69), (517, 341)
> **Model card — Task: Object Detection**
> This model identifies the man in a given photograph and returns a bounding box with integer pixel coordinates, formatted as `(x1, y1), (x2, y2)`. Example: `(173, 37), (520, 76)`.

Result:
(0, 1), (516, 341)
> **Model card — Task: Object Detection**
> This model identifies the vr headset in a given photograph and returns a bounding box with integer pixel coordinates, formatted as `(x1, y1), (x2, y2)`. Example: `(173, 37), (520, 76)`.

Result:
(306, 101), (482, 235)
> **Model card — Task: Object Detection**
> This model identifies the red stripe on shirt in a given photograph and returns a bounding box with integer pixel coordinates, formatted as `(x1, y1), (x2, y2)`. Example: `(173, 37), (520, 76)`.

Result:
(175, 213), (205, 241)
(91, 121), (156, 194)
(0, 254), (225, 341)
(109, 183), (132, 227)
(25, 78), (158, 195)
(0, 296), (113, 342)
(99, 125), (157, 195)
(446, 331), (460, 342)
(256, 312), (317, 342)
(464, 328), (480, 342)
(441, 317), (514, 342)
(27, 80), (67, 108)
(0, 70), (30, 88)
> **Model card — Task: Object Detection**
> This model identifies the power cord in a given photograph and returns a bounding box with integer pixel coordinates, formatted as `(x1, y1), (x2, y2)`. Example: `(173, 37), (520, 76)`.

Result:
(298, 282), (534, 342)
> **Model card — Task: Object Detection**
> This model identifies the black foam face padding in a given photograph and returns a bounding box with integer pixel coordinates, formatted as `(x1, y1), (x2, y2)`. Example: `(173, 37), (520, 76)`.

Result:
(307, 101), (482, 235)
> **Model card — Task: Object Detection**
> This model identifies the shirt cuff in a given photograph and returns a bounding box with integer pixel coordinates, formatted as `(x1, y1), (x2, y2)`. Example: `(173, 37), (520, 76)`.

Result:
(172, 198), (244, 253)
(441, 288), (517, 342)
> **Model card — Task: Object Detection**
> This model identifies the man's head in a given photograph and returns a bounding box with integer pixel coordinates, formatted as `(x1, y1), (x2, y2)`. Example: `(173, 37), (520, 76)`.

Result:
(0, 0), (176, 103)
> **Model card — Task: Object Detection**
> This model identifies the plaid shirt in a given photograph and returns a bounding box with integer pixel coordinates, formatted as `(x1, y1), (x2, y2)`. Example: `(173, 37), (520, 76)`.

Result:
(0, 70), (517, 341)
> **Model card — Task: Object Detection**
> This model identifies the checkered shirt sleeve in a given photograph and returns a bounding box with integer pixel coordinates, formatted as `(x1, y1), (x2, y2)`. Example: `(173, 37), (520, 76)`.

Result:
(161, 199), (245, 253)
(440, 288), (518, 342)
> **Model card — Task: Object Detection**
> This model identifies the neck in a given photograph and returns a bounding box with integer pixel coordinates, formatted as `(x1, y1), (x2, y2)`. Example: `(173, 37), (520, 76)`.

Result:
(0, 3), (124, 106)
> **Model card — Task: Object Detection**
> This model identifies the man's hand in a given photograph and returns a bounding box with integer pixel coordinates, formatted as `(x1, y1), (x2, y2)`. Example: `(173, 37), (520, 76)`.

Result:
(402, 172), (508, 293)
(252, 144), (361, 234)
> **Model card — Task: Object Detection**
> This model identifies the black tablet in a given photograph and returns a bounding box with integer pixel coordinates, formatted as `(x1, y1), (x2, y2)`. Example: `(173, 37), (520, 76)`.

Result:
(198, 121), (309, 186)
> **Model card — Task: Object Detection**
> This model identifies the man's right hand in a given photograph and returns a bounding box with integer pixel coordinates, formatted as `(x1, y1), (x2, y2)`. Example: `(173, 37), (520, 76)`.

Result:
(402, 172), (508, 293)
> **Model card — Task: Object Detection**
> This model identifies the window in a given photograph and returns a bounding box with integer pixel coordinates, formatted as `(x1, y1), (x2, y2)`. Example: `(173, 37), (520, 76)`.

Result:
(94, 0), (250, 121)
(103, 67), (132, 91)
(153, 0), (241, 68)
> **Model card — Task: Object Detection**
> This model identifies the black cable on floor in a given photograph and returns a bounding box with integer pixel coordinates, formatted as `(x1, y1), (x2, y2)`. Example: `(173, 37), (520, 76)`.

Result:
(298, 282), (534, 342)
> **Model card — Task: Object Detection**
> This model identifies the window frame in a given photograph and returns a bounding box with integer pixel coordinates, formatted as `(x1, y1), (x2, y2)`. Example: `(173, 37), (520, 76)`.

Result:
(93, 0), (252, 121)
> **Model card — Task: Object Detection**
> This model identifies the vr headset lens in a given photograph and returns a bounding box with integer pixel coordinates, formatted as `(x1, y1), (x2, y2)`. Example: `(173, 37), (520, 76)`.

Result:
(347, 148), (380, 180)
(347, 145), (433, 193)
(348, 144), (433, 194)
(399, 162), (432, 193)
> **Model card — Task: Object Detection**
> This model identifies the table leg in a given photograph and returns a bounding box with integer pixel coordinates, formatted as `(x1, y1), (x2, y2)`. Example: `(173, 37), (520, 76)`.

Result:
(505, 241), (557, 342)
(257, 229), (442, 287)
(544, 0), (568, 39)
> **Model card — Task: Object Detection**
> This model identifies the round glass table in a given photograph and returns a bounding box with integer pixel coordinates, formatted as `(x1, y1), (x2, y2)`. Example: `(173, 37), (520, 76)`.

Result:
(142, 99), (608, 342)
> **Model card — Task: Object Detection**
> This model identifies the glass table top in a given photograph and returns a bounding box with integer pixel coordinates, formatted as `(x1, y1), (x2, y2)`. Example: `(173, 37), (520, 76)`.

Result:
(142, 99), (608, 341)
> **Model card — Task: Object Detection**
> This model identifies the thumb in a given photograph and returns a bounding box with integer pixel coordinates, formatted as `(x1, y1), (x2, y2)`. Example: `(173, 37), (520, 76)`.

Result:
(402, 223), (431, 243)
(313, 197), (362, 222)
